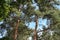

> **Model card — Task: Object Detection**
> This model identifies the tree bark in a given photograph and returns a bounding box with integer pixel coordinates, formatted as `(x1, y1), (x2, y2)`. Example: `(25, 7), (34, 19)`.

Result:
(34, 15), (38, 40)
(14, 20), (20, 40)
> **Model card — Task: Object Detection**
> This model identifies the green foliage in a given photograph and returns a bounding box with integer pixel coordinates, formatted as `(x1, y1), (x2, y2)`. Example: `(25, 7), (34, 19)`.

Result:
(0, 0), (10, 21)
(0, 0), (60, 40)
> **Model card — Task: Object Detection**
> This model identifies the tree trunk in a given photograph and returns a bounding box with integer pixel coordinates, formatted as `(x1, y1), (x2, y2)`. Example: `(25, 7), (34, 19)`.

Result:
(34, 15), (38, 40)
(14, 20), (20, 40)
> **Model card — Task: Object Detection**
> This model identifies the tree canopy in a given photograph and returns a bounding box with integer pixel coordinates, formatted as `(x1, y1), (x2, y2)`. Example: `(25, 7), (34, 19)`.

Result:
(0, 0), (60, 40)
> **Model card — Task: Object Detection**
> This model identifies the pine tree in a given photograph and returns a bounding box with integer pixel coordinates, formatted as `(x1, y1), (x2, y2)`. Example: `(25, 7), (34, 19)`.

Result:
(0, 0), (60, 40)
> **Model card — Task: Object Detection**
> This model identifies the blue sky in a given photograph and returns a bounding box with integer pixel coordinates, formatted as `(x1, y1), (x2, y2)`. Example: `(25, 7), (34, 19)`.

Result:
(0, 21), (7, 38)
(55, 5), (60, 9)
(0, 29), (7, 38)
(26, 18), (50, 30)
(0, 21), (3, 24)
